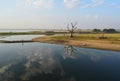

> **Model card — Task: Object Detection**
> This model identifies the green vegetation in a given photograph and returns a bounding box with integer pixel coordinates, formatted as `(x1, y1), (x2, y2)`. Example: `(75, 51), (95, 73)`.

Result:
(52, 33), (120, 43)
(45, 31), (54, 35)
(0, 30), (119, 44)
(93, 29), (101, 33)
(0, 31), (44, 35)
(33, 33), (120, 51)
(0, 31), (65, 35)
(92, 28), (118, 33)
(103, 29), (117, 33)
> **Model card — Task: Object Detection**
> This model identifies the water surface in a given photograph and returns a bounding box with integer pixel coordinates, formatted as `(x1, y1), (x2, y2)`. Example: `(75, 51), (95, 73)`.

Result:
(0, 35), (44, 41)
(0, 42), (120, 81)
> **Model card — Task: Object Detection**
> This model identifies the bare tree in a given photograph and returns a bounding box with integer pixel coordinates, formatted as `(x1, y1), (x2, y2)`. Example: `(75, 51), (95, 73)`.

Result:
(67, 22), (77, 38)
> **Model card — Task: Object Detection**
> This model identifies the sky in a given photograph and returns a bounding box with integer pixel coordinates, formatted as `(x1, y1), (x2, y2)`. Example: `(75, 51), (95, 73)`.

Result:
(0, 0), (120, 29)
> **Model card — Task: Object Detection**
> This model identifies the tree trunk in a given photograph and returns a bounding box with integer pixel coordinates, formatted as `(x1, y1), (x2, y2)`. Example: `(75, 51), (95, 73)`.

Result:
(70, 32), (73, 38)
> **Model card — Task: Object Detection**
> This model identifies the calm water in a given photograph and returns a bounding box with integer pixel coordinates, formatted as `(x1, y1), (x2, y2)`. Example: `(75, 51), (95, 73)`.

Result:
(0, 29), (119, 81)
(0, 41), (120, 81)
(0, 35), (45, 41)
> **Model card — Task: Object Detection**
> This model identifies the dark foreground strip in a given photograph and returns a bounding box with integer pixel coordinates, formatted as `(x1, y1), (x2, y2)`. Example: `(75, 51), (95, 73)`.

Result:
(0, 40), (33, 43)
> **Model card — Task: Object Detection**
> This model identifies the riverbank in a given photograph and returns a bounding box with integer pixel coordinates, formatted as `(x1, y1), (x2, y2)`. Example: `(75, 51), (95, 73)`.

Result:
(0, 40), (33, 43)
(32, 34), (120, 51)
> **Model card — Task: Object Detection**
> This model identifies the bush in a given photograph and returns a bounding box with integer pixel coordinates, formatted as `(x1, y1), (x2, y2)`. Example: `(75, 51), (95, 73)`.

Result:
(45, 31), (54, 35)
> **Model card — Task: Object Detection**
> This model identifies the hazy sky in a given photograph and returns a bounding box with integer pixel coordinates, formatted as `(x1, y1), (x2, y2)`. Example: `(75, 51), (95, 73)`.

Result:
(0, 0), (120, 29)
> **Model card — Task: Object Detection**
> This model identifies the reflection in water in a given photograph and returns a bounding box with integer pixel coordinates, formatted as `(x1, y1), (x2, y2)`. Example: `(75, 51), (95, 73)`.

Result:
(0, 35), (45, 41)
(0, 43), (120, 81)
(0, 64), (12, 74)
(21, 48), (65, 80)
(64, 45), (103, 62)
(64, 45), (79, 59)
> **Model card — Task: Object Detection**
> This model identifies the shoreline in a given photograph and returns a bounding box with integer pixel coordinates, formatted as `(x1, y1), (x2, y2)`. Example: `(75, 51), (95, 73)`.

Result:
(32, 36), (120, 52)
(0, 40), (33, 43)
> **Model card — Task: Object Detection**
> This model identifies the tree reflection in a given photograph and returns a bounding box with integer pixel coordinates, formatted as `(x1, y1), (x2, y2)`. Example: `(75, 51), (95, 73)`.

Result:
(63, 45), (104, 62)
(63, 45), (79, 59)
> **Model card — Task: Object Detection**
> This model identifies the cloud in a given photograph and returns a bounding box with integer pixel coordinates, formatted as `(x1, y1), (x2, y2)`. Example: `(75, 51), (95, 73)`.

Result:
(84, 14), (100, 20)
(81, 0), (105, 8)
(25, 0), (32, 5)
(63, 0), (105, 9)
(91, 0), (104, 6)
(25, 0), (54, 10)
(63, 0), (79, 9)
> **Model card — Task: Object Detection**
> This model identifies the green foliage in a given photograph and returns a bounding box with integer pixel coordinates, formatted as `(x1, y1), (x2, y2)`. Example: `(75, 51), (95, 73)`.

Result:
(103, 29), (117, 33)
(52, 33), (120, 41)
(0, 31), (44, 35)
(93, 29), (101, 33)
(45, 31), (54, 35)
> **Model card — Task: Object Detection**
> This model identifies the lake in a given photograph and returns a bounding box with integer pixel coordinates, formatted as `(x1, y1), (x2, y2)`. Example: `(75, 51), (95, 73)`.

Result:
(0, 35), (120, 81)
(0, 35), (45, 41)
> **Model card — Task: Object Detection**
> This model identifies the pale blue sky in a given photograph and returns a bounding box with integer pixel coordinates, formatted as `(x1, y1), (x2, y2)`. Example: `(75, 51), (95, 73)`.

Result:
(0, 0), (120, 29)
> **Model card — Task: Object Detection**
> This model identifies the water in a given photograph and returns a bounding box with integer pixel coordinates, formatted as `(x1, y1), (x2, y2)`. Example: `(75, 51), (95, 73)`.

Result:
(0, 35), (45, 41)
(0, 29), (61, 33)
(0, 29), (42, 32)
(0, 41), (120, 81)
(0, 29), (46, 40)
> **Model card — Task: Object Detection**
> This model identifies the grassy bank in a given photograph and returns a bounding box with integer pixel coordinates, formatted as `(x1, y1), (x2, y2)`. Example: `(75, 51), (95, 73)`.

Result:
(0, 31), (120, 51)
(33, 33), (120, 51)
(52, 33), (120, 44)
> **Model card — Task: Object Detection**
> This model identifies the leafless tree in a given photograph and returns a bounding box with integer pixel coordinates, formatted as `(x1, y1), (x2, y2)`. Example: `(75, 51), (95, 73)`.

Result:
(67, 22), (77, 38)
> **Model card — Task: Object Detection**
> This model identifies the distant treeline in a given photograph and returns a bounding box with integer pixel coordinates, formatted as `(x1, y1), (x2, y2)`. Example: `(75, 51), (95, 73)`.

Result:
(0, 31), (44, 35)
(93, 28), (118, 33)
(0, 28), (119, 35)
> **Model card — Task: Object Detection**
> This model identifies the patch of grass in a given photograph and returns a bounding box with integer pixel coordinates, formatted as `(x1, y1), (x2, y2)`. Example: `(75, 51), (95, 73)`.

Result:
(52, 35), (69, 40)
(52, 33), (120, 42)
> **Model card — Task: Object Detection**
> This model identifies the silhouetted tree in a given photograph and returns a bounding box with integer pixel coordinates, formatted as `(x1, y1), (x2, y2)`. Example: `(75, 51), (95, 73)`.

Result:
(103, 29), (117, 33)
(93, 29), (101, 33)
(67, 22), (77, 38)
(45, 31), (54, 35)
